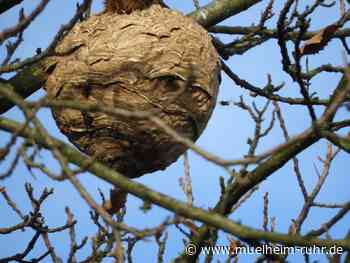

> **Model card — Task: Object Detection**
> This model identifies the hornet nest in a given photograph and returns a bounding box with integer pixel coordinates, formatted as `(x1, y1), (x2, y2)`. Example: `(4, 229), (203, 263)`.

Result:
(45, 2), (221, 178)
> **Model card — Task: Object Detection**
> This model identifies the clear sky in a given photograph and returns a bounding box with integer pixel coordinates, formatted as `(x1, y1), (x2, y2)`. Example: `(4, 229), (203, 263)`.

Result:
(0, 1), (348, 262)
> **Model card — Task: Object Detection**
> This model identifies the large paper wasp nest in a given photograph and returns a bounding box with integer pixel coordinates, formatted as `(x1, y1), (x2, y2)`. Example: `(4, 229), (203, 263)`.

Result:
(45, 4), (221, 178)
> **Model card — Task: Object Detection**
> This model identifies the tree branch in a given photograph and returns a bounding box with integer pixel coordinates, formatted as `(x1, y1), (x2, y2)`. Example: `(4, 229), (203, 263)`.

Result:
(175, 70), (350, 262)
(0, 0), (262, 114)
(0, 117), (348, 252)
(0, 0), (23, 15)
(188, 0), (263, 28)
(321, 130), (350, 154)
(0, 59), (55, 114)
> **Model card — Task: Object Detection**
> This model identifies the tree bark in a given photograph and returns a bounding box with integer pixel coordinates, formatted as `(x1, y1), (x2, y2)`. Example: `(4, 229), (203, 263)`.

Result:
(0, 0), (23, 15)
(0, 0), (262, 114)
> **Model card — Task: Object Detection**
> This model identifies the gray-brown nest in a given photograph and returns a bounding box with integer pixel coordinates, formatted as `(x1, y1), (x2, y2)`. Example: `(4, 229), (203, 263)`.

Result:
(45, 4), (221, 178)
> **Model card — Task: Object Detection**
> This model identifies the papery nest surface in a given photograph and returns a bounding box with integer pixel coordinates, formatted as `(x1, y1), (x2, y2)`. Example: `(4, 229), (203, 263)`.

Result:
(45, 4), (221, 178)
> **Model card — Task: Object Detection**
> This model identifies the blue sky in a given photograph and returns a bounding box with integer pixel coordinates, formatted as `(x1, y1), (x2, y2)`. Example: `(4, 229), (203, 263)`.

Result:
(0, 0), (349, 262)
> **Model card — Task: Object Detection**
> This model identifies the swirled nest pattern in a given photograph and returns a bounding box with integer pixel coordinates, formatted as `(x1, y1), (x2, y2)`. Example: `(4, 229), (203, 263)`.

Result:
(45, 4), (221, 178)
